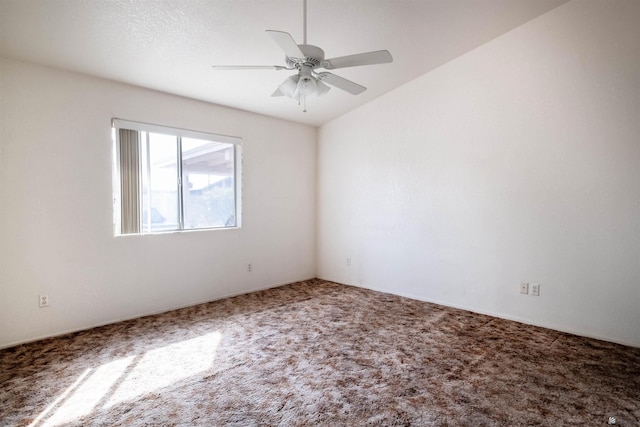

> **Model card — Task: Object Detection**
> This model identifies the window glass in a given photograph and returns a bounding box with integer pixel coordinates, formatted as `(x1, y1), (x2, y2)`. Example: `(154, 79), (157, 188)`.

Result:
(182, 138), (236, 229)
(142, 133), (179, 233)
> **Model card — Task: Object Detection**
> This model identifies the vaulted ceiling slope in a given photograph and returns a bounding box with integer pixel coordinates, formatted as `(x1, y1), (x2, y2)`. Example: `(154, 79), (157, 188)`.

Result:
(0, 0), (568, 126)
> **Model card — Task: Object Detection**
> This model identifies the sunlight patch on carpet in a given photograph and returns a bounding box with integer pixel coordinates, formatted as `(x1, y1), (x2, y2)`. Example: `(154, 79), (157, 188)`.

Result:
(105, 331), (222, 407)
(28, 368), (92, 427)
(35, 331), (222, 426)
(41, 356), (134, 426)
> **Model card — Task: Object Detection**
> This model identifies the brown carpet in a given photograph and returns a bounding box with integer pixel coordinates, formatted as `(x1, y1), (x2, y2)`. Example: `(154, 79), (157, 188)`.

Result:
(1, 279), (639, 426)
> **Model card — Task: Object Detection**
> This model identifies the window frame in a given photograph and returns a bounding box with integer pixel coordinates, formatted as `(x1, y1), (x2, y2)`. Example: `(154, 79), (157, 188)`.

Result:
(112, 118), (243, 235)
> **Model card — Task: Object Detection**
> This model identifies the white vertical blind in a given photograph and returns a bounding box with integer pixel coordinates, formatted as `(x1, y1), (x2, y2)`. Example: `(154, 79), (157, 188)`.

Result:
(118, 129), (141, 234)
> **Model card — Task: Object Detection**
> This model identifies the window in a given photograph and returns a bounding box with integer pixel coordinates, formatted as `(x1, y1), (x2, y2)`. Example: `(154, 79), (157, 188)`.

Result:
(112, 119), (242, 235)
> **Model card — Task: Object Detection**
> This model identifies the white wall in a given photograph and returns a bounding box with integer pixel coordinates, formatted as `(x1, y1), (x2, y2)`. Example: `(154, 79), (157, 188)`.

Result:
(0, 58), (317, 348)
(318, 0), (640, 347)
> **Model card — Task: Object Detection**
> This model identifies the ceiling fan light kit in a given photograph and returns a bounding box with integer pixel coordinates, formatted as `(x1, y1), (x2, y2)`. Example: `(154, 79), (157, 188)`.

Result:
(212, 0), (393, 112)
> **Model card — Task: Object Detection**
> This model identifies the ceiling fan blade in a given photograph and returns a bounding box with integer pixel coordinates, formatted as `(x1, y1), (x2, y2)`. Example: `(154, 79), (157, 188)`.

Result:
(322, 50), (393, 70)
(212, 65), (287, 70)
(318, 72), (366, 95)
(266, 30), (305, 59)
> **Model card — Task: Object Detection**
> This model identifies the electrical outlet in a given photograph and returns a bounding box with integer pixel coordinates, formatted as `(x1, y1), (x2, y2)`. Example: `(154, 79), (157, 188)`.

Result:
(39, 294), (49, 307)
(346, 256), (351, 266)
(247, 263), (252, 272)
(531, 283), (540, 296)
(520, 282), (529, 294)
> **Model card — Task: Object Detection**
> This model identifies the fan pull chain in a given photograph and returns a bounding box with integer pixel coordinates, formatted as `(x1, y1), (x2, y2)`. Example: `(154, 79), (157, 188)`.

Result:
(297, 94), (307, 113)
(300, 94), (307, 113)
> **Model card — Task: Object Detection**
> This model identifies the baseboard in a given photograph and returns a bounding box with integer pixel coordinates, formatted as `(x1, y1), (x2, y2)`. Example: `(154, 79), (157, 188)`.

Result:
(318, 276), (639, 349)
(0, 276), (317, 350)
(5, 276), (636, 350)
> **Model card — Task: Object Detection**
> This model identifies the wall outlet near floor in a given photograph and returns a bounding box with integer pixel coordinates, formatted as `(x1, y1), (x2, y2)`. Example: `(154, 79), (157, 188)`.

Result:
(39, 294), (50, 307)
(520, 282), (529, 294)
(531, 283), (540, 296)
(247, 263), (252, 272)
(346, 256), (351, 266)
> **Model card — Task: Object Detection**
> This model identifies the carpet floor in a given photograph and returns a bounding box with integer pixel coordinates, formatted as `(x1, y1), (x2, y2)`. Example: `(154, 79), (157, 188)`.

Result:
(1, 279), (639, 426)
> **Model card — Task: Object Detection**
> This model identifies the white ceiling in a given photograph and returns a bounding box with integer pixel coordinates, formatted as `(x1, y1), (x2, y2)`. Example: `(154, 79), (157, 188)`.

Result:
(0, 0), (568, 127)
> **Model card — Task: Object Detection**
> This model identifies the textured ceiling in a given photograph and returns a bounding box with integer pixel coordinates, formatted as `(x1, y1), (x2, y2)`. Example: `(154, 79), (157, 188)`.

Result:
(0, 0), (568, 126)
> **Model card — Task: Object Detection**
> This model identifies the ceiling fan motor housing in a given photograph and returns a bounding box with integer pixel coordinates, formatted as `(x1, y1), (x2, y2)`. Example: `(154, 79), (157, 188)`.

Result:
(287, 44), (325, 69)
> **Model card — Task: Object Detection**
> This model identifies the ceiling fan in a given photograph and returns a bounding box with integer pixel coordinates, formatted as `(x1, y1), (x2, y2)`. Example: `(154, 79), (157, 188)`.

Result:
(212, 0), (393, 111)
